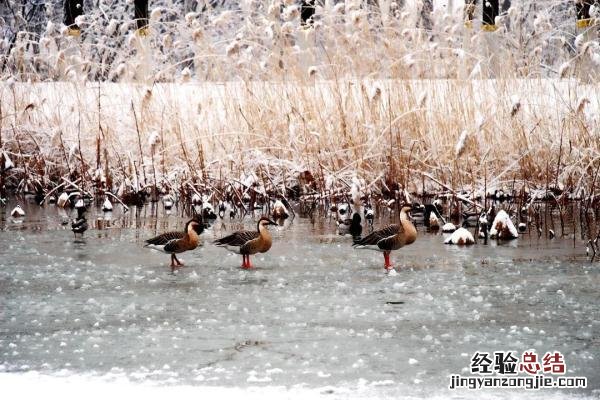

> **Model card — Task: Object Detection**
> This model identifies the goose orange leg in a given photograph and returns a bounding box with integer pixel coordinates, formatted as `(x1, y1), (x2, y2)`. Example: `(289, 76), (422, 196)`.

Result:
(241, 254), (254, 269)
(174, 254), (184, 266)
(383, 251), (392, 270)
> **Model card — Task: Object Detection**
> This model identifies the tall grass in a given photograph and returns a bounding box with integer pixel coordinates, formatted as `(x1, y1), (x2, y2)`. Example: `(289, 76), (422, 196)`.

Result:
(0, 1), (598, 203)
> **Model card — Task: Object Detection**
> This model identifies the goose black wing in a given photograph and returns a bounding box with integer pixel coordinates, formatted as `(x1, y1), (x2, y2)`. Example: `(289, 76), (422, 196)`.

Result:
(145, 231), (184, 246)
(353, 224), (401, 246)
(164, 238), (183, 253)
(71, 218), (88, 233)
(213, 231), (259, 247)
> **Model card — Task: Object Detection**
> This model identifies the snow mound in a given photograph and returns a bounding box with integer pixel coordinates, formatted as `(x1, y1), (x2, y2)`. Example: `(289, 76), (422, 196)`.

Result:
(489, 210), (518, 240)
(2, 151), (14, 169)
(10, 205), (25, 217)
(441, 222), (456, 233)
(444, 227), (475, 245)
(429, 212), (439, 229)
(57, 192), (70, 208)
(102, 198), (113, 212)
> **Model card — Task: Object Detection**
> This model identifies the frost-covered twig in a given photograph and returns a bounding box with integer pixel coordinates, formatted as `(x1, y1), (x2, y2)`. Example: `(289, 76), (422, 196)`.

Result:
(421, 172), (483, 210)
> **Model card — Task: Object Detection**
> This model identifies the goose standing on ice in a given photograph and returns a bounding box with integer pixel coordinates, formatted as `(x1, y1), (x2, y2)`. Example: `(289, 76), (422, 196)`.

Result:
(353, 206), (417, 271)
(214, 216), (278, 269)
(145, 218), (204, 273)
(71, 198), (88, 237)
(428, 211), (440, 230)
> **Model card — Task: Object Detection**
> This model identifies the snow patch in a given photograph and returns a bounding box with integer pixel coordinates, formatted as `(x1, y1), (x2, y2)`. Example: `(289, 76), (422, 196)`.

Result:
(441, 222), (456, 233)
(489, 210), (518, 240)
(444, 227), (475, 245)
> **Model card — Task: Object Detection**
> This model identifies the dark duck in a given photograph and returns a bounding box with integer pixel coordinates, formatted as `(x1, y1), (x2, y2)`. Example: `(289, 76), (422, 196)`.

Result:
(71, 198), (88, 237)
(145, 218), (204, 273)
(214, 216), (277, 269)
(364, 204), (374, 230)
(353, 206), (417, 271)
(338, 212), (362, 239)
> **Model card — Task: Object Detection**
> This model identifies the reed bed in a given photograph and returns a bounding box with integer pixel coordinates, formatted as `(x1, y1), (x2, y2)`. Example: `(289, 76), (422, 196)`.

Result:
(0, 1), (599, 250)
(0, 78), (598, 201)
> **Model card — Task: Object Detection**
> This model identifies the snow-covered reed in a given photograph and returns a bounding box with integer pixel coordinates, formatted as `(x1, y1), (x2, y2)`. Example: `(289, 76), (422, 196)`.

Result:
(1, 1), (597, 82)
(0, 1), (598, 209)
(0, 78), (598, 203)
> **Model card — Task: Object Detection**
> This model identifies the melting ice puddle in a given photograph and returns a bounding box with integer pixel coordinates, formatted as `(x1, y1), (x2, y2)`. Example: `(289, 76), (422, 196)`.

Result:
(0, 203), (598, 398)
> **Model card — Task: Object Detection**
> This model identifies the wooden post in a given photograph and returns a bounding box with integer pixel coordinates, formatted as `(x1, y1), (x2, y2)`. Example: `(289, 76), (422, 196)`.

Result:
(419, 0), (433, 32)
(482, 0), (499, 31)
(501, 0), (511, 30)
(134, 0), (149, 35)
(301, 0), (316, 27)
(132, 0), (152, 82)
(299, 0), (316, 78)
(64, 0), (83, 36)
(576, 1), (593, 29)
(575, 1), (598, 82)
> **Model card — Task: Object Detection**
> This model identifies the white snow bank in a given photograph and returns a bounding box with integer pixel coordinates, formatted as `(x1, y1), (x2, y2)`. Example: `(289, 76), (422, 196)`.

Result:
(489, 210), (518, 240)
(444, 227), (475, 245)
(442, 222), (457, 233)
(2, 151), (14, 169)
(0, 373), (593, 400)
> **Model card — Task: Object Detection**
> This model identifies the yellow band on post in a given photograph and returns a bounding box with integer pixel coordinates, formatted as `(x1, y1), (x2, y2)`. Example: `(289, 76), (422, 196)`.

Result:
(464, 20), (473, 29)
(576, 18), (593, 28)
(136, 27), (149, 37)
(67, 27), (81, 36)
(482, 24), (498, 32)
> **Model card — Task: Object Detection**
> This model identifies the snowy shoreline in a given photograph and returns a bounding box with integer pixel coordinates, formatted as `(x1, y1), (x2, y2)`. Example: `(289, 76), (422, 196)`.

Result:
(0, 371), (595, 400)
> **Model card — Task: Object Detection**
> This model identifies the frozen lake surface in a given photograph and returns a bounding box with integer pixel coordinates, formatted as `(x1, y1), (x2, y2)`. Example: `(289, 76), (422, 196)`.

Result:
(1, 202), (598, 399)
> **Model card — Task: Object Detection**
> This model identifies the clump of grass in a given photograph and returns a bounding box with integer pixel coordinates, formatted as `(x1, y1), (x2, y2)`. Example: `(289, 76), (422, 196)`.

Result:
(0, 2), (598, 241)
